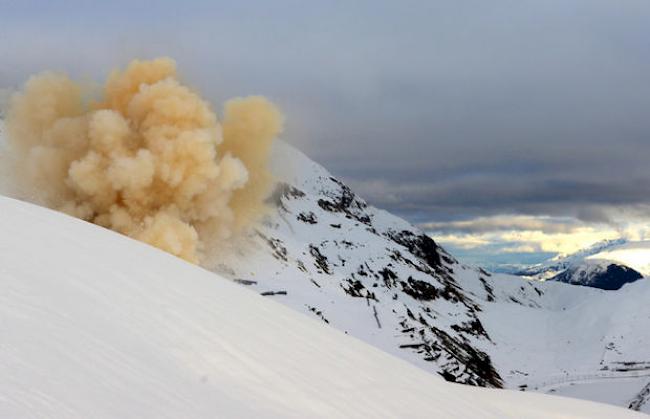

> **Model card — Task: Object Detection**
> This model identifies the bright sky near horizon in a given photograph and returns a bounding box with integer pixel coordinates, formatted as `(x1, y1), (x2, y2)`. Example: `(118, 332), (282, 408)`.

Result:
(2, 0), (650, 267)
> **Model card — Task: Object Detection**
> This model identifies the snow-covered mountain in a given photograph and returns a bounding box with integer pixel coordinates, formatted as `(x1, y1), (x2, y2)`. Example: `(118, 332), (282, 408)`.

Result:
(506, 239), (648, 291)
(587, 241), (650, 277)
(3, 196), (643, 418)
(202, 142), (650, 414)
(505, 238), (629, 279)
(550, 259), (643, 290)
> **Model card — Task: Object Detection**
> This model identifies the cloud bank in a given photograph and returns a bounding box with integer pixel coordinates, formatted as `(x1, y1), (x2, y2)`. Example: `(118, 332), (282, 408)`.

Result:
(425, 213), (650, 268)
(2, 2), (650, 267)
(2, 57), (283, 264)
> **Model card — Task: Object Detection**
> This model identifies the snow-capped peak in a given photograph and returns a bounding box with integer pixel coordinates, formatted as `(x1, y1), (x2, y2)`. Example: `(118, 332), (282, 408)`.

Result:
(587, 241), (650, 276)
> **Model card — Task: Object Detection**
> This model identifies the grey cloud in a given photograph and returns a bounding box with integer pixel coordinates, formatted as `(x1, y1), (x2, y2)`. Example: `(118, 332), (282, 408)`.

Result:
(2, 1), (650, 229)
(348, 173), (650, 224)
(418, 216), (581, 235)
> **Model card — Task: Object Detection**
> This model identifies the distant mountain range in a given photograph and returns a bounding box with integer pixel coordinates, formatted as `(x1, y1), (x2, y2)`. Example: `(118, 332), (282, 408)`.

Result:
(495, 238), (628, 278)
(498, 238), (647, 291)
(551, 260), (643, 290)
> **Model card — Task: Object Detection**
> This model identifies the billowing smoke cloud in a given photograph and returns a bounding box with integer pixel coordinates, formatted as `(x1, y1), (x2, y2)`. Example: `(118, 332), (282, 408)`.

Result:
(3, 57), (283, 264)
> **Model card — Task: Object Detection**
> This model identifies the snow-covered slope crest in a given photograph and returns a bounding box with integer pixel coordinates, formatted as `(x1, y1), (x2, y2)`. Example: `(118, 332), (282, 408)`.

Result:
(2, 196), (642, 418)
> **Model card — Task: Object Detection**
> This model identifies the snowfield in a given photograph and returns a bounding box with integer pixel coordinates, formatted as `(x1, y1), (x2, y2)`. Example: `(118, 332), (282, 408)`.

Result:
(0, 196), (645, 418)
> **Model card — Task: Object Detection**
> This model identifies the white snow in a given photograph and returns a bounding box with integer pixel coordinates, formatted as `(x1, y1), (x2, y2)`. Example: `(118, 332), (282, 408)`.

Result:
(0, 195), (646, 418)
(543, 377), (650, 409)
(477, 277), (650, 384)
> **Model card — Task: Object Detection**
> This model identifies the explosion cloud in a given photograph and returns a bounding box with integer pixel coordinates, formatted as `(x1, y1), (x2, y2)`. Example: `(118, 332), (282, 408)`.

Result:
(3, 57), (283, 264)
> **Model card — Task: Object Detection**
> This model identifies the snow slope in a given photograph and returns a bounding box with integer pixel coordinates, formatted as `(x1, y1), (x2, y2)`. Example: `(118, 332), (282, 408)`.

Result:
(477, 276), (650, 409)
(2, 196), (644, 418)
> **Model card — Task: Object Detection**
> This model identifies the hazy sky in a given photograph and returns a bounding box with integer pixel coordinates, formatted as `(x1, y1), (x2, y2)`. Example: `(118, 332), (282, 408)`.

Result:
(2, 0), (650, 266)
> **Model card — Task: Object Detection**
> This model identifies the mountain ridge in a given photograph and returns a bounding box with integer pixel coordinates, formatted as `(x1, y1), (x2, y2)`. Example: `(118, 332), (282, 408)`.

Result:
(208, 140), (650, 413)
(550, 260), (643, 290)
(502, 238), (648, 290)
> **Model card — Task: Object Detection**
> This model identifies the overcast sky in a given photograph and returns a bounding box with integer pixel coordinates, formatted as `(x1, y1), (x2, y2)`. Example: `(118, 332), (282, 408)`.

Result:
(2, 0), (650, 266)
